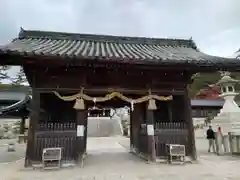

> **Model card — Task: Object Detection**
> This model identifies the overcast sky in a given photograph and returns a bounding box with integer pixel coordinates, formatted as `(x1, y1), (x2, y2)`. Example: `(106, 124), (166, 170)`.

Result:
(1, 0), (240, 80)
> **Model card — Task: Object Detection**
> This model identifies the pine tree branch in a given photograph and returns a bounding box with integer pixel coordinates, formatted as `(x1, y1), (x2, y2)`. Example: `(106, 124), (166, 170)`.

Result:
(10, 67), (27, 85)
(0, 66), (10, 83)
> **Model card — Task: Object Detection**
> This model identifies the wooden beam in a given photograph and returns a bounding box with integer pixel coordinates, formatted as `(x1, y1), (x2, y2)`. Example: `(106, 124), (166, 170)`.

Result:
(1, 54), (240, 72)
(35, 87), (184, 95)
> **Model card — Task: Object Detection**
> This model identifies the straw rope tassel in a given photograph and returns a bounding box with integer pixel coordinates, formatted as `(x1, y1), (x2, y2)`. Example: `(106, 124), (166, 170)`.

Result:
(73, 97), (85, 110)
(73, 87), (85, 110)
(148, 89), (157, 110)
(148, 99), (157, 110)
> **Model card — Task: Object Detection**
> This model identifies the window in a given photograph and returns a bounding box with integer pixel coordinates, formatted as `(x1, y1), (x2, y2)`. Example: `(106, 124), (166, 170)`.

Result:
(228, 86), (233, 92)
(222, 87), (226, 93)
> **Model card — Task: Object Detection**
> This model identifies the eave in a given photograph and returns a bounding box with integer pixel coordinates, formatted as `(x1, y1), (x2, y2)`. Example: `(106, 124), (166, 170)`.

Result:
(1, 52), (240, 72)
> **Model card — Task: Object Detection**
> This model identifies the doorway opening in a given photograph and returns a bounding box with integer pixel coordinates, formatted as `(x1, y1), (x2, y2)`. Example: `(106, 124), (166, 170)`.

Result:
(86, 98), (130, 155)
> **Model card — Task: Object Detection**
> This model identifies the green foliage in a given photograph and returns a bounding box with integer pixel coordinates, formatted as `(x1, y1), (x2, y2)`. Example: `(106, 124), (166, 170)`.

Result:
(229, 72), (240, 92)
(189, 72), (221, 97)
(0, 83), (29, 91)
(190, 72), (240, 98)
(0, 84), (15, 89)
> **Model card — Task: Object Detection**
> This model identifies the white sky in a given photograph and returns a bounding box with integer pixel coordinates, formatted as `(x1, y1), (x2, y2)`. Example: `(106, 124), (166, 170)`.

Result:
(0, 0), (240, 81)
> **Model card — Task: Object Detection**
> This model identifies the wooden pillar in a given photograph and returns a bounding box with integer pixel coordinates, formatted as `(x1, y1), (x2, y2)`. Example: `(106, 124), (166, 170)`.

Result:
(146, 105), (156, 162)
(76, 110), (87, 161)
(84, 110), (88, 154)
(184, 89), (197, 160)
(130, 104), (142, 151)
(130, 106), (138, 150)
(25, 90), (40, 167)
(130, 110), (134, 149)
(20, 117), (26, 134)
(167, 101), (173, 122)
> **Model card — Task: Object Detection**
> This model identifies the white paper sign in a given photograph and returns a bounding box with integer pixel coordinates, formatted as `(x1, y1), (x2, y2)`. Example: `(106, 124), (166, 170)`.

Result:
(147, 125), (154, 136)
(77, 125), (84, 137)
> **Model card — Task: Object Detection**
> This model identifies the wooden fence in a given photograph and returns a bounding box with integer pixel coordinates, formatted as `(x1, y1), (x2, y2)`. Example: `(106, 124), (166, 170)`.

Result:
(33, 122), (84, 162)
(137, 122), (189, 158)
(138, 133), (148, 154)
(154, 122), (188, 157)
(37, 122), (76, 131)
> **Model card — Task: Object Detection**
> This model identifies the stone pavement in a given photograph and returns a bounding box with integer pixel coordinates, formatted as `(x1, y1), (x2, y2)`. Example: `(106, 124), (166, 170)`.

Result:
(0, 139), (18, 146)
(195, 128), (206, 139)
(0, 139), (26, 163)
(2, 136), (240, 180)
(0, 158), (24, 179)
(87, 117), (122, 137)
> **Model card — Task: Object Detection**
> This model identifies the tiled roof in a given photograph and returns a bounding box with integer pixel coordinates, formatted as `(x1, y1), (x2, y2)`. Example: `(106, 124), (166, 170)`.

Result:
(191, 99), (240, 107)
(191, 100), (224, 107)
(0, 91), (27, 101)
(0, 95), (31, 116)
(0, 28), (238, 65)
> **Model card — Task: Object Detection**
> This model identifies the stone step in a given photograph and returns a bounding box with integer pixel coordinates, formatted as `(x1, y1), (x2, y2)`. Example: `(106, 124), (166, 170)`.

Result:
(87, 117), (122, 137)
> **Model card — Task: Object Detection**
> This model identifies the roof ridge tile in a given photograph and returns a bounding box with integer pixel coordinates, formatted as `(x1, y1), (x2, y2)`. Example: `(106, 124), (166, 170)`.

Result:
(18, 28), (196, 48)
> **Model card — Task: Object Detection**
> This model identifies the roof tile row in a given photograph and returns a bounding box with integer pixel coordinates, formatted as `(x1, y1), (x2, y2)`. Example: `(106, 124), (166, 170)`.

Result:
(0, 28), (237, 65)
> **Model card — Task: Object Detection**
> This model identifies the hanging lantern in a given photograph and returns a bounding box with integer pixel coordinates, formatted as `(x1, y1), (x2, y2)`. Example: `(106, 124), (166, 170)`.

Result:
(148, 99), (157, 110)
(73, 97), (85, 110)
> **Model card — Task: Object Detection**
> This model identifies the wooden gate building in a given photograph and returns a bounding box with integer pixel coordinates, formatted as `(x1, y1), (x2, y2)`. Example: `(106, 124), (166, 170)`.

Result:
(0, 28), (239, 166)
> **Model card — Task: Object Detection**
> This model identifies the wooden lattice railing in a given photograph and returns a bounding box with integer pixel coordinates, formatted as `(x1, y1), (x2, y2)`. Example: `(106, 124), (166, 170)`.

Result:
(137, 122), (189, 158)
(155, 122), (188, 157)
(33, 131), (80, 162)
(32, 122), (84, 162)
(37, 122), (76, 131)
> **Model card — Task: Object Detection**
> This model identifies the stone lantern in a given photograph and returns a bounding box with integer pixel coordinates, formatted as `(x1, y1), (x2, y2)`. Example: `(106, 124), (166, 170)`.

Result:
(212, 72), (240, 135)
(217, 72), (239, 114)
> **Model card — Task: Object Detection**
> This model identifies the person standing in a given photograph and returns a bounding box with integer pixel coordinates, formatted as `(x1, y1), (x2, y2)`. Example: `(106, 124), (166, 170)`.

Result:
(218, 126), (228, 153)
(206, 125), (216, 152)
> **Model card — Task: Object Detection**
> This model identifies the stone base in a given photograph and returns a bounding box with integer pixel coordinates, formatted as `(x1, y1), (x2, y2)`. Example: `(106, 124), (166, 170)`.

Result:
(214, 134), (230, 155)
(212, 112), (240, 135)
(229, 134), (240, 154)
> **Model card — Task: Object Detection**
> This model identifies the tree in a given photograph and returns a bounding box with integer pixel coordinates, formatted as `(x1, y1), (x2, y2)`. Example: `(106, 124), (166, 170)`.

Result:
(190, 71), (240, 100)
(10, 66), (28, 85)
(0, 65), (10, 83)
(0, 65), (28, 86)
(236, 49), (240, 59)
(190, 72), (221, 98)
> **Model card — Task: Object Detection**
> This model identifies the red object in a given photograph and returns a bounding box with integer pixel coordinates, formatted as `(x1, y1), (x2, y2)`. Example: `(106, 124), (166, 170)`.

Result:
(218, 127), (223, 136)
(195, 86), (221, 100)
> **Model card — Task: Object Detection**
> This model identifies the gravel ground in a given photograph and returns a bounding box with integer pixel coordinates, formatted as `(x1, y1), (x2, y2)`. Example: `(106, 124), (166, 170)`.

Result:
(0, 139), (26, 163)
(1, 130), (240, 180)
